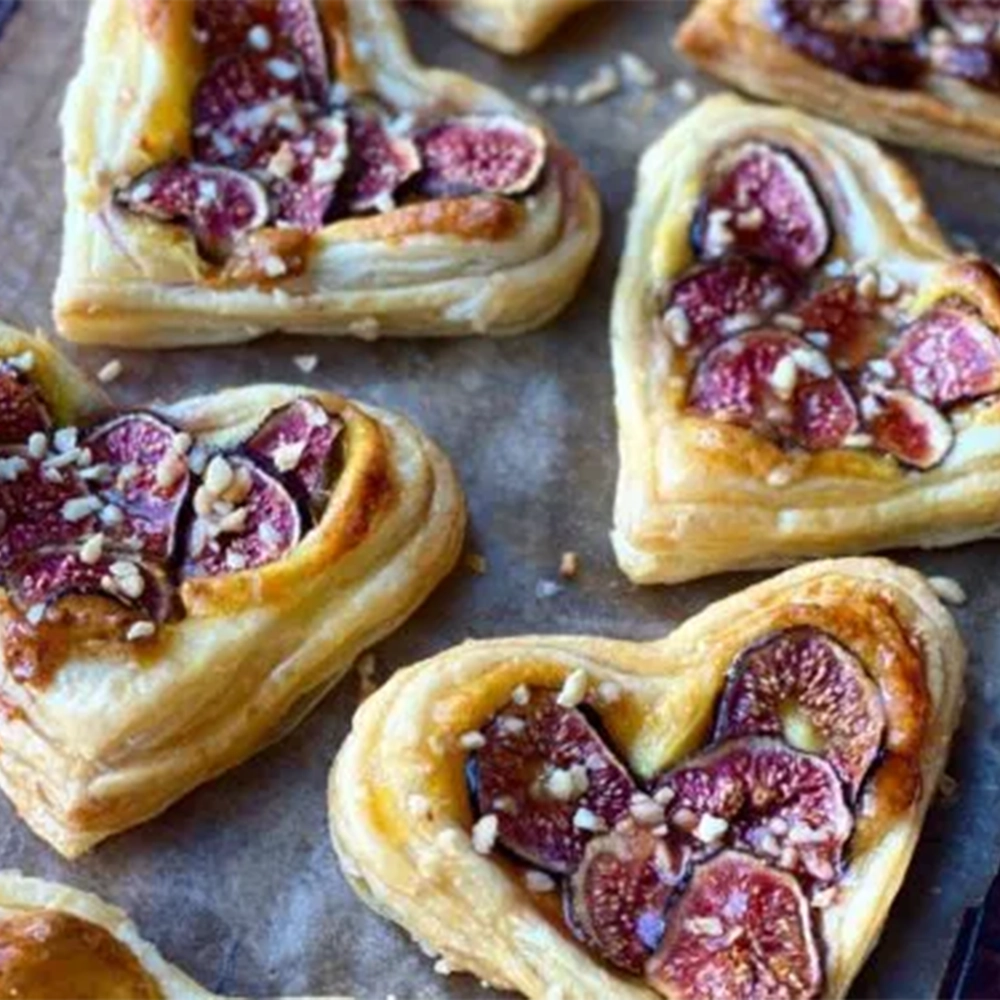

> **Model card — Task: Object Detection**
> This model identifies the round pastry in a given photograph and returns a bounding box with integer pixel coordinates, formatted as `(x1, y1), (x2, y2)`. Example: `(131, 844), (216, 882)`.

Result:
(612, 92), (1000, 584)
(0, 321), (465, 857)
(54, 0), (601, 346)
(329, 557), (965, 1000)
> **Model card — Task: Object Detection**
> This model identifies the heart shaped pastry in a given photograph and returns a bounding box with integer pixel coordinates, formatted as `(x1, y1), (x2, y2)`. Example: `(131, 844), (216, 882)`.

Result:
(0, 322), (464, 858)
(54, 0), (600, 346)
(330, 557), (964, 1000)
(676, 0), (1000, 164)
(612, 93), (1000, 584)
(0, 871), (213, 997)
(431, 0), (598, 55)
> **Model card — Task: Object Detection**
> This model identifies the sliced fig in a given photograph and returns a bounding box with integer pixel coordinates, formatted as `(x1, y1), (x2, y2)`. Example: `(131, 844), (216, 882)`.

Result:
(693, 142), (832, 272)
(7, 547), (174, 624)
(184, 454), (306, 577)
(653, 736), (853, 883)
(663, 259), (798, 353)
(648, 851), (823, 1000)
(193, 0), (277, 63)
(339, 110), (421, 214)
(766, 0), (926, 87)
(0, 363), (51, 445)
(192, 50), (311, 167)
(566, 825), (690, 974)
(259, 116), (348, 230)
(275, 0), (330, 100)
(889, 302), (1000, 407)
(716, 627), (886, 794)
(84, 413), (192, 564)
(246, 397), (343, 510)
(414, 115), (547, 199)
(865, 387), (955, 469)
(0, 454), (95, 570)
(689, 329), (859, 450)
(793, 278), (882, 366)
(118, 160), (269, 258)
(929, 36), (1000, 90)
(467, 688), (636, 874)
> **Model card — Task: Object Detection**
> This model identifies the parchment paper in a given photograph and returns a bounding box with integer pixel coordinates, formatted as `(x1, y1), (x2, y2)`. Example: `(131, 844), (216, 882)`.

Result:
(2, 2), (1000, 996)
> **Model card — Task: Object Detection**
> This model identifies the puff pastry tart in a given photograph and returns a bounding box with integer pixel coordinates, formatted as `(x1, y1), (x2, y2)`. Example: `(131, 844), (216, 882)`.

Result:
(611, 93), (1000, 584)
(676, 0), (1000, 165)
(0, 322), (464, 858)
(330, 558), (964, 1000)
(53, 0), (600, 347)
(429, 0), (598, 55)
(0, 871), (212, 998)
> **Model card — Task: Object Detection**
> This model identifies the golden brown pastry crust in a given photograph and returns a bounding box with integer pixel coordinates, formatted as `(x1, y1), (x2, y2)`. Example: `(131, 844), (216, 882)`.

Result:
(328, 557), (965, 1000)
(675, 0), (1000, 166)
(611, 93), (1000, 585)
(53, 0), (601, 347)
(432, 0), (598, 55)
(0, 871), (212, 998)
(0, 322), (465, 857)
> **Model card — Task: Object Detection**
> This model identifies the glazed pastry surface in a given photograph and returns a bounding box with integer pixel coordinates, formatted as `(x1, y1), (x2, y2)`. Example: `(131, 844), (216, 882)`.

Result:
(54, 0), (601, 346)
(329, 558), (964, 1000)
(676, 0), (1000, 165)
(432, 0), (598, 54)
(612, 93), (1000, 585)
(0, 871), (211, 998)
(0, 322), (464, 857)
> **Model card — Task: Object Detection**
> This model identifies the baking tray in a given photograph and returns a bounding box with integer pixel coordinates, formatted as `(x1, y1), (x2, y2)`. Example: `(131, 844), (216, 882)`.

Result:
(2, 2), (1000, 997)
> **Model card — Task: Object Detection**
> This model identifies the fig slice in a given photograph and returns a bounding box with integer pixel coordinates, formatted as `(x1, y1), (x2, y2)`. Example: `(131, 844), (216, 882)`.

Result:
(339, 109), (422, 215)
(414, 115), (547, 199)
(191, 50), (312, 167)
(765, 0), (926, 87)
(118, 160), (270, 259)
(259, 116), (349, 231)
(889, 302), (1000, 407)
(692, 141), (832, 272)
(663, 259), (798, 353)
(647, 850), (823, 1000)
(715, 627), (886, 794)
(652, 736), (853, 883)
(467, 688), (636, 874)
(566, 825), (691, 974)
(865, 387), (955, 469)
(792, 278), (882, 366)
(274, 0), (330, 101)
(184, 453), (306, 578)
(689, 329), (859, 450)
(193, 0), (277, 64)
(246, 397), (343, 512)
(0, 362), (51, 445)
(7, 546), (175, 625)
(929, 36), (1000, 90)
(84, 412), (193, 564)
(0, 453), (95, 570)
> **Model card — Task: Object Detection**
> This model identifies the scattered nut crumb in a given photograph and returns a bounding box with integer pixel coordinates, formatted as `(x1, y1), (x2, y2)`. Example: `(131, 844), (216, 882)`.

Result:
(527, 83), (553, 106)
(293, 354), (318, 374)
(618, 51), (658, 89)
(125, 621), (156, 642)
(693, 813), (729, 843)
(928, 575), (967, 606)
(938, 772), (959, 802)
(433, 958), (452, 976)
(465, 552), (487, 575)
(471, 813), (499, 854)
(671, 78), (697, 103)
(573, 63), (620, 106)
(525, 870), (557, 894)
(356, 652), (379, 699)
(572, 807), (606, 832)
(556, 668), (589, 708)
(458, 730), (486, 751)
(96, 359), (123, 384)
(559, 551), (579, 579)
(535, 579), (562, 600)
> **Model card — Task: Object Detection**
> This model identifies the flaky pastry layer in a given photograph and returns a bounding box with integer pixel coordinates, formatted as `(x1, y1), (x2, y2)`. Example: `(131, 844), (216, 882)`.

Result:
(434, 0), (598, 54)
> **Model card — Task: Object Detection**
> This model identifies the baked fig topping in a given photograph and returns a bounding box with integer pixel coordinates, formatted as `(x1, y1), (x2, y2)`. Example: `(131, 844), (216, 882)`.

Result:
(933, 0), (1000, 36)
(84, 413), (192, 564)
(864, 386), (955, 469)
(339, 110), (422, 215)
(194, 0), (277, 64)
(118, 160), (270, 258)
(0, 363), (51, 445)
(653, 736), (853, 883)
(184, 453), (305, 577)
(792, 278), (882, 366)
(929, 37), (1000, 89)
(246, 397), (343, 511)
(566, 825), (690, 974)
(647, 850), (823, 1000)
(693, 142), (832, 272)
(889, 302), (1000, 406)
(274, 0), (330, 101)
(192, 51), (312, 168)
(259, 115), (349, 230)
(663, 259), (798, 353)
(414, 115), (547, 199)
(689, 329), (859, 450)
(467, 688), (636, 874)
(715, 628), (886, 794)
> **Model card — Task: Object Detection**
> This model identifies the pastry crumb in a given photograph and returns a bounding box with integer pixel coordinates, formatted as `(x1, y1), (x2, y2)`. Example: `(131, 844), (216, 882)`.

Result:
(559, 551), (579, 579)
(292, 354), (318, 374)
(465, 551), (487, 575)
(928, 575), (967, 606)
(96, 358), (124, 384)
